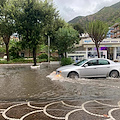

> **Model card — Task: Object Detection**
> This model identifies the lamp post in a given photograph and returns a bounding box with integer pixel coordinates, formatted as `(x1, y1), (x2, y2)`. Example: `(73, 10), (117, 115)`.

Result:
(48, 36), (50, 63)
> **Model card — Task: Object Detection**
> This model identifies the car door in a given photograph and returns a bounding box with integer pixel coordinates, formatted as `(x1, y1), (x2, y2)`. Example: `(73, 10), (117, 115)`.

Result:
(80, 60), (98, 77)
(96, 59), (110, 76)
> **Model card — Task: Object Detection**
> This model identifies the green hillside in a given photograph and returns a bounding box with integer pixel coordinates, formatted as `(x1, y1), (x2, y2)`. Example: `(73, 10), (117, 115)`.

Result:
(69, 1), (120, 28)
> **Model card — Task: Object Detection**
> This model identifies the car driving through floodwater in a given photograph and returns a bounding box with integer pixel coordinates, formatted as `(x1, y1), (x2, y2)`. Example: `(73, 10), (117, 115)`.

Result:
(56, 58), (120, 79)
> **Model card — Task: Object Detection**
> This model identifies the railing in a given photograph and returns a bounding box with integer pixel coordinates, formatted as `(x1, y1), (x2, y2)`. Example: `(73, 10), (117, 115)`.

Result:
(117, 33), (120, 36)
(112, 27), (120, 33)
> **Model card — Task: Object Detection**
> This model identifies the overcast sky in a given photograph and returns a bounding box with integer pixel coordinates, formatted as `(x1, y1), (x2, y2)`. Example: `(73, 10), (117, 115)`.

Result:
(53, 0), (120, 22)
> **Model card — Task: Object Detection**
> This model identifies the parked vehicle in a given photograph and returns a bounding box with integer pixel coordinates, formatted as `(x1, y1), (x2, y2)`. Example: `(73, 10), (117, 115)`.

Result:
(56, 58), (120, 78)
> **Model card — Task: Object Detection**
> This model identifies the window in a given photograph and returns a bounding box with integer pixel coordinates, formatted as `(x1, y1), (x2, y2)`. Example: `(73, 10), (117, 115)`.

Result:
(87, 60), (98, 66)
(98, 60), (110, 65)
(74, 59), (87, 66)
(88, 48), (92, 51)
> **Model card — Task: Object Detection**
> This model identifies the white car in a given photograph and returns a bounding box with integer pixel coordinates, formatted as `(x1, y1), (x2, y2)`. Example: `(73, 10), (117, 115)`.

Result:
(56, 58), (120, 78)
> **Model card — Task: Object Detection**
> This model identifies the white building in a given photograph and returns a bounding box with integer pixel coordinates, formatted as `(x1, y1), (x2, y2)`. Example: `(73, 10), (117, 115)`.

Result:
(67, 37), (120, 62)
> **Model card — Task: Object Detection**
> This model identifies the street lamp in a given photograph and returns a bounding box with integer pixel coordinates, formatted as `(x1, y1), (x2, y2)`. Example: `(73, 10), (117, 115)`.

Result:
(48, 36), (50, 63)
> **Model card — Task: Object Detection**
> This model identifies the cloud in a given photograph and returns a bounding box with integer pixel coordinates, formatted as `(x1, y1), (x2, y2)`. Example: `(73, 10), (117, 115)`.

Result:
(53, 0), (120, 22)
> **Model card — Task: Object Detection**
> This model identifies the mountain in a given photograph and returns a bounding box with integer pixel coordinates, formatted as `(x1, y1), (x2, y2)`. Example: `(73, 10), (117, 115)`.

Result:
(68, 1), (120, 28)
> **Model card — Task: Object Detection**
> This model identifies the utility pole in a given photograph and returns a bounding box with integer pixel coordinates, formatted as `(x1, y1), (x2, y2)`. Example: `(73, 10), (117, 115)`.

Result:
(48, 36), (50, 63)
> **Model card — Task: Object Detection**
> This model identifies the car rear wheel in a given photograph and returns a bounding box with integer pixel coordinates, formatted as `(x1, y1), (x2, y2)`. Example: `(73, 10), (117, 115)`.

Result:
(68, 72), (79, 79)
(109, 71), (119, 78)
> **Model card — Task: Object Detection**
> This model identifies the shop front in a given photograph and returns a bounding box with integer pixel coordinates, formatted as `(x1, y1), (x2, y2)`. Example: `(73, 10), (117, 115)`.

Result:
(67, 38), (120, 62)
(83, 38), (120, 61)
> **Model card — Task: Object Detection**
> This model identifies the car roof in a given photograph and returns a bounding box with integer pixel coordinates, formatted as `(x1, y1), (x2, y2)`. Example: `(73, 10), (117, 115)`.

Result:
(87, 58), (114, 63)
(88, 58), (109, 60)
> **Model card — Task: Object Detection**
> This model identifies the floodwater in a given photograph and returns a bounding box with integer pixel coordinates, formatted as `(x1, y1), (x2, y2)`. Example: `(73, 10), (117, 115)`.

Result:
(0, 63), (120, 102)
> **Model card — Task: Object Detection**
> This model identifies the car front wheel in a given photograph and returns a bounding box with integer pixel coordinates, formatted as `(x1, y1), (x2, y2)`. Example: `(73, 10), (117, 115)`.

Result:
(68, 72), (79, 79)
(109, 71), (119, 78)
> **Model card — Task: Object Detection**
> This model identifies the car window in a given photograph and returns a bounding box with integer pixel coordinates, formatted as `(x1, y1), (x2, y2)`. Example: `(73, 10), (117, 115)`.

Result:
(86, 60), (98, 66)
(74, 59), (87, 66)
(98, 60), (110, 65)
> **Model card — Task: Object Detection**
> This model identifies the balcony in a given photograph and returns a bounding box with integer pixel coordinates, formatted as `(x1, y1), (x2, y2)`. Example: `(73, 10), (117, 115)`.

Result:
(117, 33), (120, 37)
(117, 27), (120, 30)
(113, 35), (117, 38)
(112, 26), (120, 33)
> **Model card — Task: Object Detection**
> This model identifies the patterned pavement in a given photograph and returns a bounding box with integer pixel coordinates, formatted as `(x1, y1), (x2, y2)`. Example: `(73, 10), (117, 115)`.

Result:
(0, 99), (120, 120)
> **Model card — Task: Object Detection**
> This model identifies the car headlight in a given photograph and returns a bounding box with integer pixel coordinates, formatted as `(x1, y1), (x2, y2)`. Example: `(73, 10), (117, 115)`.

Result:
(56, 71), (61, 75)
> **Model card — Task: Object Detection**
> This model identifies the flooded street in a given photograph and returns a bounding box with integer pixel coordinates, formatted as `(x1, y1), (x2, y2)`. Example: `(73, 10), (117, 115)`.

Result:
(0, 63), (120, 102)
(0, 64), (120, 119)
(0, 63), (62, 101)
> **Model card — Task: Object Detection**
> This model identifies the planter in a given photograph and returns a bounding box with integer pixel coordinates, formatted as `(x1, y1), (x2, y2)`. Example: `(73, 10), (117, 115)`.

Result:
(30, 65), (40, 69)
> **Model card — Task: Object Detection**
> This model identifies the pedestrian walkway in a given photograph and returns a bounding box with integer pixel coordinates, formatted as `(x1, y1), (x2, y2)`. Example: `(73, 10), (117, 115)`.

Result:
(0, 99), (120, 120)
(41, 61), (60, 65)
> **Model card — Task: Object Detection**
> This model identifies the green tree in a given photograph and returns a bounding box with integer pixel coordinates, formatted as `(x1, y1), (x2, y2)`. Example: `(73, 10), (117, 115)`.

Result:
(0, 37), (5, 53)
(9, 40), (22, 59)
(55, 25), (79, 58)
(43, 17), (66, 51)
(0, 0), (15, 61)
(87, 20), (108, 58)
(71, 23), (84, 35)
(14, 0), (58, 66)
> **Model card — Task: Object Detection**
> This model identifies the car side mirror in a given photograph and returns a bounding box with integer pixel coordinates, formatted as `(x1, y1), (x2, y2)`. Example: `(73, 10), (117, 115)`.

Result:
(83, 64), (88, 67)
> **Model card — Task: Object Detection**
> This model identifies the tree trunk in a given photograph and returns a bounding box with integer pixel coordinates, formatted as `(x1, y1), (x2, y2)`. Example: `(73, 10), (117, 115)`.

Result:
(29, 49), (30, 57)
(65, 52), (67, 58)
(5, 43), (9, 61)
(95, 42), (100, 58)
(3, 36), (10, 62)
(33, 47), (37, 66)
(61, 53), (64, 58)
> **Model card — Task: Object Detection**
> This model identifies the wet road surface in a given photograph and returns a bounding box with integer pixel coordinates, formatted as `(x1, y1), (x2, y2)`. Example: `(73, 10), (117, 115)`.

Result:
(0, 63), (120, 119)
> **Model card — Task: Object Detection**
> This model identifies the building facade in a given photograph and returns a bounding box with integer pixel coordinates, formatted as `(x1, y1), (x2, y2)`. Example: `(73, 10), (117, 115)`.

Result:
(67, 23), (120, 62)
(111, 23), (120, 38)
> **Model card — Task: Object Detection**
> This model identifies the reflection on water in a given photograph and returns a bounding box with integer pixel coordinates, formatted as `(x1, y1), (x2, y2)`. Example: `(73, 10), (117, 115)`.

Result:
(0, 64), (120, 102)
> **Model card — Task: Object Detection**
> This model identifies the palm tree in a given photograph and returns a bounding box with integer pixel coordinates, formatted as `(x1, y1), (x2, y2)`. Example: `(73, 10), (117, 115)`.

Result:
(87, 20), (108, 58)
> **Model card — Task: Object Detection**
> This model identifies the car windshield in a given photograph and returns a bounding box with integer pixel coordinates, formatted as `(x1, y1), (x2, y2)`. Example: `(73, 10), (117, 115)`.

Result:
(74, 59), (88, 66)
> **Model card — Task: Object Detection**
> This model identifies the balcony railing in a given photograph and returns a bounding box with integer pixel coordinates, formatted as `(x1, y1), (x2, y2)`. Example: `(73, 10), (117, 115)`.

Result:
(112, 27), (120, 33)
(117, 33), (120, 37)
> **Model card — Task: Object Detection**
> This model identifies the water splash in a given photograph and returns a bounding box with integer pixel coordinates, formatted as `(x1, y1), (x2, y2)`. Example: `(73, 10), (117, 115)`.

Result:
(46, 71), (67, 82)
(46, 71), (102, 83)
(47, 71), (120, 88)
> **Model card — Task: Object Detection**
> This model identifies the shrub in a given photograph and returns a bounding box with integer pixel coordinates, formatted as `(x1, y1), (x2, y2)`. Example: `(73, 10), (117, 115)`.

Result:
(0, 60), (13, 64)
(12, 58), (24, 62)
(0, 58), (33, 64)
(61, 58), (73, 66)
(50, 56), (59, 61)
(37, 59), (47, 63)
(12, 58), (33, 63)
(38, 53), (48, 60)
